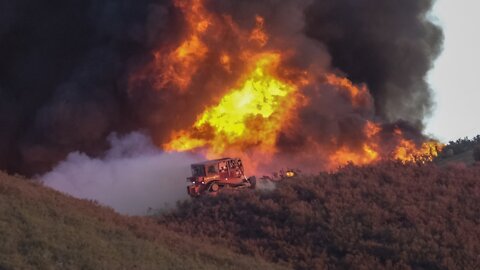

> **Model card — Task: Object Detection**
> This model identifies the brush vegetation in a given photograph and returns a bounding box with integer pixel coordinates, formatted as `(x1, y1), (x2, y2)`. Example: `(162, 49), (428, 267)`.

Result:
(161, 162), (480, 270)
(436, 135), (480, 165)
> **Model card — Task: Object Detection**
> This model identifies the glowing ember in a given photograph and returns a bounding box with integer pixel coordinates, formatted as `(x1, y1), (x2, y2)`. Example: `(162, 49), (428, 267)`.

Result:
(220, 53), (232, 72)
(250, 15), (268, 47)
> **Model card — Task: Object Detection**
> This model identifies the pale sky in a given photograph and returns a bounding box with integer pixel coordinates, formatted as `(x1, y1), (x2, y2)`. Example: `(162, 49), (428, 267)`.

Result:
(426, 0), (480, 142)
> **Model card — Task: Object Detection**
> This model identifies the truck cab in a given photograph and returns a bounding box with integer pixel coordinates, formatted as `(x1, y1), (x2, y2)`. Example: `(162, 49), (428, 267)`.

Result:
(187, 158), (256, 197)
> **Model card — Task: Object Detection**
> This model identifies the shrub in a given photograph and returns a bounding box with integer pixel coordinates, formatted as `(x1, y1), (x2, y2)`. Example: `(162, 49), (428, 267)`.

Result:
(160, 162), (480, 270)
(474, 146), (480, 161)
(439, 134), (480, 158)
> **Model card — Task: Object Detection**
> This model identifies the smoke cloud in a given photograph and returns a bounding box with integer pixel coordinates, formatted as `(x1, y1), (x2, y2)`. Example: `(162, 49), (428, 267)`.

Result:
(305, 0), (443, 127)
(0, 0), (442, 176)
(41, 132), (201, 215)
(0, 0), (175, 175)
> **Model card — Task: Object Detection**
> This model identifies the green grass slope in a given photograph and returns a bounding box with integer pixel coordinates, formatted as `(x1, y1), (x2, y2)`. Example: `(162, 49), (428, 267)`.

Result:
(0, 172), (286, 270)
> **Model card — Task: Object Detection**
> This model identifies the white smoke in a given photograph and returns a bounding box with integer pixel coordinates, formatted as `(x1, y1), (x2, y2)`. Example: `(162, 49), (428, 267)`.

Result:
(256, 179), (277, 191)
(41, 132), (203, 215)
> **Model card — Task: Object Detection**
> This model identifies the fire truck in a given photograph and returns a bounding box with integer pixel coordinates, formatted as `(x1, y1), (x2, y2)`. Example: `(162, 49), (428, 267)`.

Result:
(186, 158), (256, 197)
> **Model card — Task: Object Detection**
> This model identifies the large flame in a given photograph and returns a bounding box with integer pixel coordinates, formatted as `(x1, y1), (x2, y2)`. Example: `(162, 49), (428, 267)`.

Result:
(393, 129), (444, 163)
(165, 52), (303, 156)
(137, 0), (444, 172)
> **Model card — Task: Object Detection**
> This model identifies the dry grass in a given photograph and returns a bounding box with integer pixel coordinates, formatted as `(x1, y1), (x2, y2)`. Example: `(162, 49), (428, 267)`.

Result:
(0, 171), (286, 270)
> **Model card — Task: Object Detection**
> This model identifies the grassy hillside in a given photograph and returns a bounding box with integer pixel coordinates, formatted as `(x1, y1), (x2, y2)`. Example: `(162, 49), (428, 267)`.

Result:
(0, 172), (286, 270)
(2, 157), (480, 269)
(161, 162), (480, 270)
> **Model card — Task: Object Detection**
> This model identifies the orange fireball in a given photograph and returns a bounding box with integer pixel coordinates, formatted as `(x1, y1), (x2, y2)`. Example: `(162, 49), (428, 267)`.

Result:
(134, 0), (445, 172)
(165, 52), (303, 157)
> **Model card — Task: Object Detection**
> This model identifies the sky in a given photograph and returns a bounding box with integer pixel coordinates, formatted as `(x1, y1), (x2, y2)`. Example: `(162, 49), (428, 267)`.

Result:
(426, 0), (480, 142)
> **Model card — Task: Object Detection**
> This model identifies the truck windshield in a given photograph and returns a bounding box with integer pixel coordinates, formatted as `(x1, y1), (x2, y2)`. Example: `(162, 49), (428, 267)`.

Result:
(207, 164), (218, 174)
(191, 165), (206, 177)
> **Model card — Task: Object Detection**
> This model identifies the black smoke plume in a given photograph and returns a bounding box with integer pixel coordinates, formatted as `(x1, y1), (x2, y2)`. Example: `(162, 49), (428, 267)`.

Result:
(305, 0), (443, 127)
(0, 0), (175, 174)
(0, 0), (442, 175)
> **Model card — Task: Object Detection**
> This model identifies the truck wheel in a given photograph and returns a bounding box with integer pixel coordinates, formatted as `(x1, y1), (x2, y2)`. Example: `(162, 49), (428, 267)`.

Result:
(248, 176), (256, 189)
(210, 183), (219, 192)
